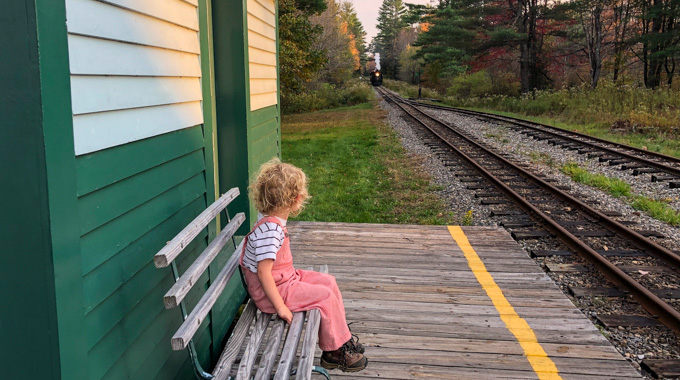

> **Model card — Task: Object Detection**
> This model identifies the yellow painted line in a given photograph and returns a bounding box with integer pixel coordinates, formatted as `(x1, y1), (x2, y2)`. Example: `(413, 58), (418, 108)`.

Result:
(448, 226), (563, 380)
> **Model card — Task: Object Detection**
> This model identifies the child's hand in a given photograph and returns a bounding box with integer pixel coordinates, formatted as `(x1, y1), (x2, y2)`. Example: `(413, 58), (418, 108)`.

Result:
(276, 305), (293, 324)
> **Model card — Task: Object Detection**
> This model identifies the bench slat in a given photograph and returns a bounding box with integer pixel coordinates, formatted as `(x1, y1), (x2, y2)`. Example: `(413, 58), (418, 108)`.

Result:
(273, 311), (305, 380)
(254, 318), (287, 380)
(170, 244), (244, 350)
(164, 213), (245, 308)
(212, 300), (258, 380)
(155, 187), (239, 268)
(296, 265), (328, 380)
(236, 311), (272, 379)
(213, 300), (257, 380)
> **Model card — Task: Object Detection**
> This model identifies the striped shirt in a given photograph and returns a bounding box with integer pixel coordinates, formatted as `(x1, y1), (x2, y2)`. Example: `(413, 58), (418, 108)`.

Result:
(242, 214), (286, 273)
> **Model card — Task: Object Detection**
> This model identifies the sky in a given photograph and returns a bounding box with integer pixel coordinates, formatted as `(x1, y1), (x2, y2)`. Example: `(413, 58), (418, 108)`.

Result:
(347, 0), (436, 46)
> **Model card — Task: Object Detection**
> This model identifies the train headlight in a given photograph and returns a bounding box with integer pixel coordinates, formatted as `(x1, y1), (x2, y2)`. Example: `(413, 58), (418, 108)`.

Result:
(375, 73), (380, 77)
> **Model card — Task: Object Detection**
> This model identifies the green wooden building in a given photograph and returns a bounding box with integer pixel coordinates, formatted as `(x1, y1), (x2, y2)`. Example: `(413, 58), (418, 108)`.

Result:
(2, 0), (281, 378)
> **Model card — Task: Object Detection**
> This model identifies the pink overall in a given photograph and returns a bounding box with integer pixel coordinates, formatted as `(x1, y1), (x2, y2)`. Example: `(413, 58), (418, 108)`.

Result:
(239, 216), (352, 351)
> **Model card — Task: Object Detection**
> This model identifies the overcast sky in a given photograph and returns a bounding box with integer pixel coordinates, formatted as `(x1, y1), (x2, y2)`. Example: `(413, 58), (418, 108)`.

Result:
(347, 0), (435, 47)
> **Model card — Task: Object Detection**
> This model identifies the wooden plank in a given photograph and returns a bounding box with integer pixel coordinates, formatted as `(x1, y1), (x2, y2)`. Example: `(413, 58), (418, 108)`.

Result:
(350, 347), (639, 377)
(296, 265), (328, 380)
(250, 92), (278, 111)
(98, 0), (199, 31)
(80, 176), (206, 275)
(73, 101), (203, 155)
(327, 362), (640, 380)
(254, 319), (286, 380)
(236, 312), (273, 379)
(248, 31), (276, 53)
(163, 217), (245, 308)
(348, 320), (610, 345)
(249, 47), (277, 66)
(336, 281), (567, 299)
(155, 187), (239, 268)
(360, 333), (626, 360)
(66, 0), (200, 54)
(247, 14), (276, 39)
(75, 126), (204, 196)
(68, 35), (201, 77)
(249, 78), (277, 95)
(82, 198), (207, 311)
(213, 301), (258, 380)
(273, 312), (305, 380)
(71, 76), (202, 115)
(340, 290), (576, 308)
(641, 359), (680, 379)
(170, 241), (246, 350)
(595, 314), (662, 328)
(249, 62), (277, 79)
(248, 0), (276, 20)
(78, 149), (205, 234)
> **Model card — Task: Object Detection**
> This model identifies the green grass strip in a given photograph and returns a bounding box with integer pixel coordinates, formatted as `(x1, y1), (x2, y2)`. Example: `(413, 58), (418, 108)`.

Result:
(561, 162), (631, 197)
(630, 196), (680, 226)
(282, 102), (454, 225)
(560, 162), (680, 226)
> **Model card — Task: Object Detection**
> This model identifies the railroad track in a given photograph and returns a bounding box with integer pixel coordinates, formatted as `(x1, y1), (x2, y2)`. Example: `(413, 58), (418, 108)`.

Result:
(408, 99), (680, 187)
(376, 86), (680, 334)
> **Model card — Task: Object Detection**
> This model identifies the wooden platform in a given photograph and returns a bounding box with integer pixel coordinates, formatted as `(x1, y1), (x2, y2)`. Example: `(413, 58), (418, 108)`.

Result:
(289, 222), (641, 380)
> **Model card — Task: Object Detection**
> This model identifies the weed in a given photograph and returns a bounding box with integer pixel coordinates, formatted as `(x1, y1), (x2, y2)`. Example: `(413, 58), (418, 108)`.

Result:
(630, 196), (680, 226)
(461, 210), (474, 226)
(529, 151), (556, 167)
(561, 162), (631, 197)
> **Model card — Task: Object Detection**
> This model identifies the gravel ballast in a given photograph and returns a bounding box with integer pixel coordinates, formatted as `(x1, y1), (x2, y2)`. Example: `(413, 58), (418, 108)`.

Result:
(378, 92), (680, 379)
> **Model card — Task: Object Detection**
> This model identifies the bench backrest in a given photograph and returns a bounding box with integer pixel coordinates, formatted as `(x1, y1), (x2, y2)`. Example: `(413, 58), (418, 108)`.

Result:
(154, 187), (245, 351)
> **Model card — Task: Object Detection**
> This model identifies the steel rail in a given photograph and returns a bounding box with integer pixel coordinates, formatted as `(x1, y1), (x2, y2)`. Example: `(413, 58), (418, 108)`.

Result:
(408, 98), (680, 176)
(378, 87), (680, 333)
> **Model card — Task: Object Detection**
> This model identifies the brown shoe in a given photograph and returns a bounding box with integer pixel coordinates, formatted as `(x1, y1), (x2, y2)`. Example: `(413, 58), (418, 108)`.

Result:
(347, 323), (365, 354)
(320, 341), (368, 372)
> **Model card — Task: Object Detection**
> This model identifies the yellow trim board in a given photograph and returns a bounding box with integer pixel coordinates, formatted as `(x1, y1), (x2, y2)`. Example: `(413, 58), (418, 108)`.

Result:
(447, 226), (563, 380)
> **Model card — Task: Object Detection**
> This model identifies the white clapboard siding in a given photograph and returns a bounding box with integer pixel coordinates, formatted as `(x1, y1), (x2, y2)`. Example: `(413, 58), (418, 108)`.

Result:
(247, 14), (276, 40)
(249, 64), (277, 79)
(71, 76), (202, 115)
(69, 35), (201, 77)
(248, 47), (277, 67)
(250, 93), (278, 111)
(99, 0), (199, 30)
(73, 102), (204, 155)
(248, 0), (278, 111)
(66, 0), (200, 54)
(250, 79), (277, 95)
(67, 0), (203, 155)
(248, 32), (276, 54)
(252, 0), (275, 14)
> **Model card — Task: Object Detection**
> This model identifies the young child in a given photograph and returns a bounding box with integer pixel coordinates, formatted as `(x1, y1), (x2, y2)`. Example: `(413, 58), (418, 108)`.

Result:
(239, 159), (368, 372)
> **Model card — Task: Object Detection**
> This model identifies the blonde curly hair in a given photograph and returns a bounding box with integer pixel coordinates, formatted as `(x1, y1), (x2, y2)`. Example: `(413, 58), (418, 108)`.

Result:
(249, 158), (309, 216)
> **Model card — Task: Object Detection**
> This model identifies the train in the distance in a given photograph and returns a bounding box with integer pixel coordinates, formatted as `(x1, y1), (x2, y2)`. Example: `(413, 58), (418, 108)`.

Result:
(370, 70), (383, 86)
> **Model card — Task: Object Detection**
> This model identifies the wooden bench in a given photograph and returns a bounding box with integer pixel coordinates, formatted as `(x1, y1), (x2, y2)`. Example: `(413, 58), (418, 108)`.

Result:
(154, 187), (331, 380)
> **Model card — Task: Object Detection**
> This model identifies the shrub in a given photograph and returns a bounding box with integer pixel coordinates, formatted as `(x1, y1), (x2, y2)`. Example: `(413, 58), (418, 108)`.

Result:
(447, 71), (493, 98)
(282, 80), (373, 114)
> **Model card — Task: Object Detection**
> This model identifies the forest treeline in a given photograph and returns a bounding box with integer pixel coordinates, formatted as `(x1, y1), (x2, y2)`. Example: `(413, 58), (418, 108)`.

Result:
(279, 0), (372, 113)
(373, 0), (680, 92)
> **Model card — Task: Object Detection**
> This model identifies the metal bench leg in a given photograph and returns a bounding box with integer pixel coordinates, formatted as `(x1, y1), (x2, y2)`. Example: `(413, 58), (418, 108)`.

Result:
(312, 366), (331, 380)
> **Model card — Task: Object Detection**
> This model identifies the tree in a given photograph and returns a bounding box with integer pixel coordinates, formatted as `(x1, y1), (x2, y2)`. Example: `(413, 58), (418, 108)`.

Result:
(310, 0), (356, 84)
(375, 0), (408, 76)
(340, 2), (367, 73)
(279, 0), (327, 95)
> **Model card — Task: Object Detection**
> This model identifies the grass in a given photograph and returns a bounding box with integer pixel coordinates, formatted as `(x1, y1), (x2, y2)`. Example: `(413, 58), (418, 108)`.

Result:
(384, 78), (680, 158)
(282, 101), (455, 225)
(560, 162), (680, 226)
(560, 162), (631, 197)
(630, 196), (680, 226)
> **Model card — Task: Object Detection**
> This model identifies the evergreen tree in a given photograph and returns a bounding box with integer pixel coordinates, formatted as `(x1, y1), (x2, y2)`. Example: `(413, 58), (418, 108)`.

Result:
(340, 2), (367, 73)
(375, 0), (408, 76)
